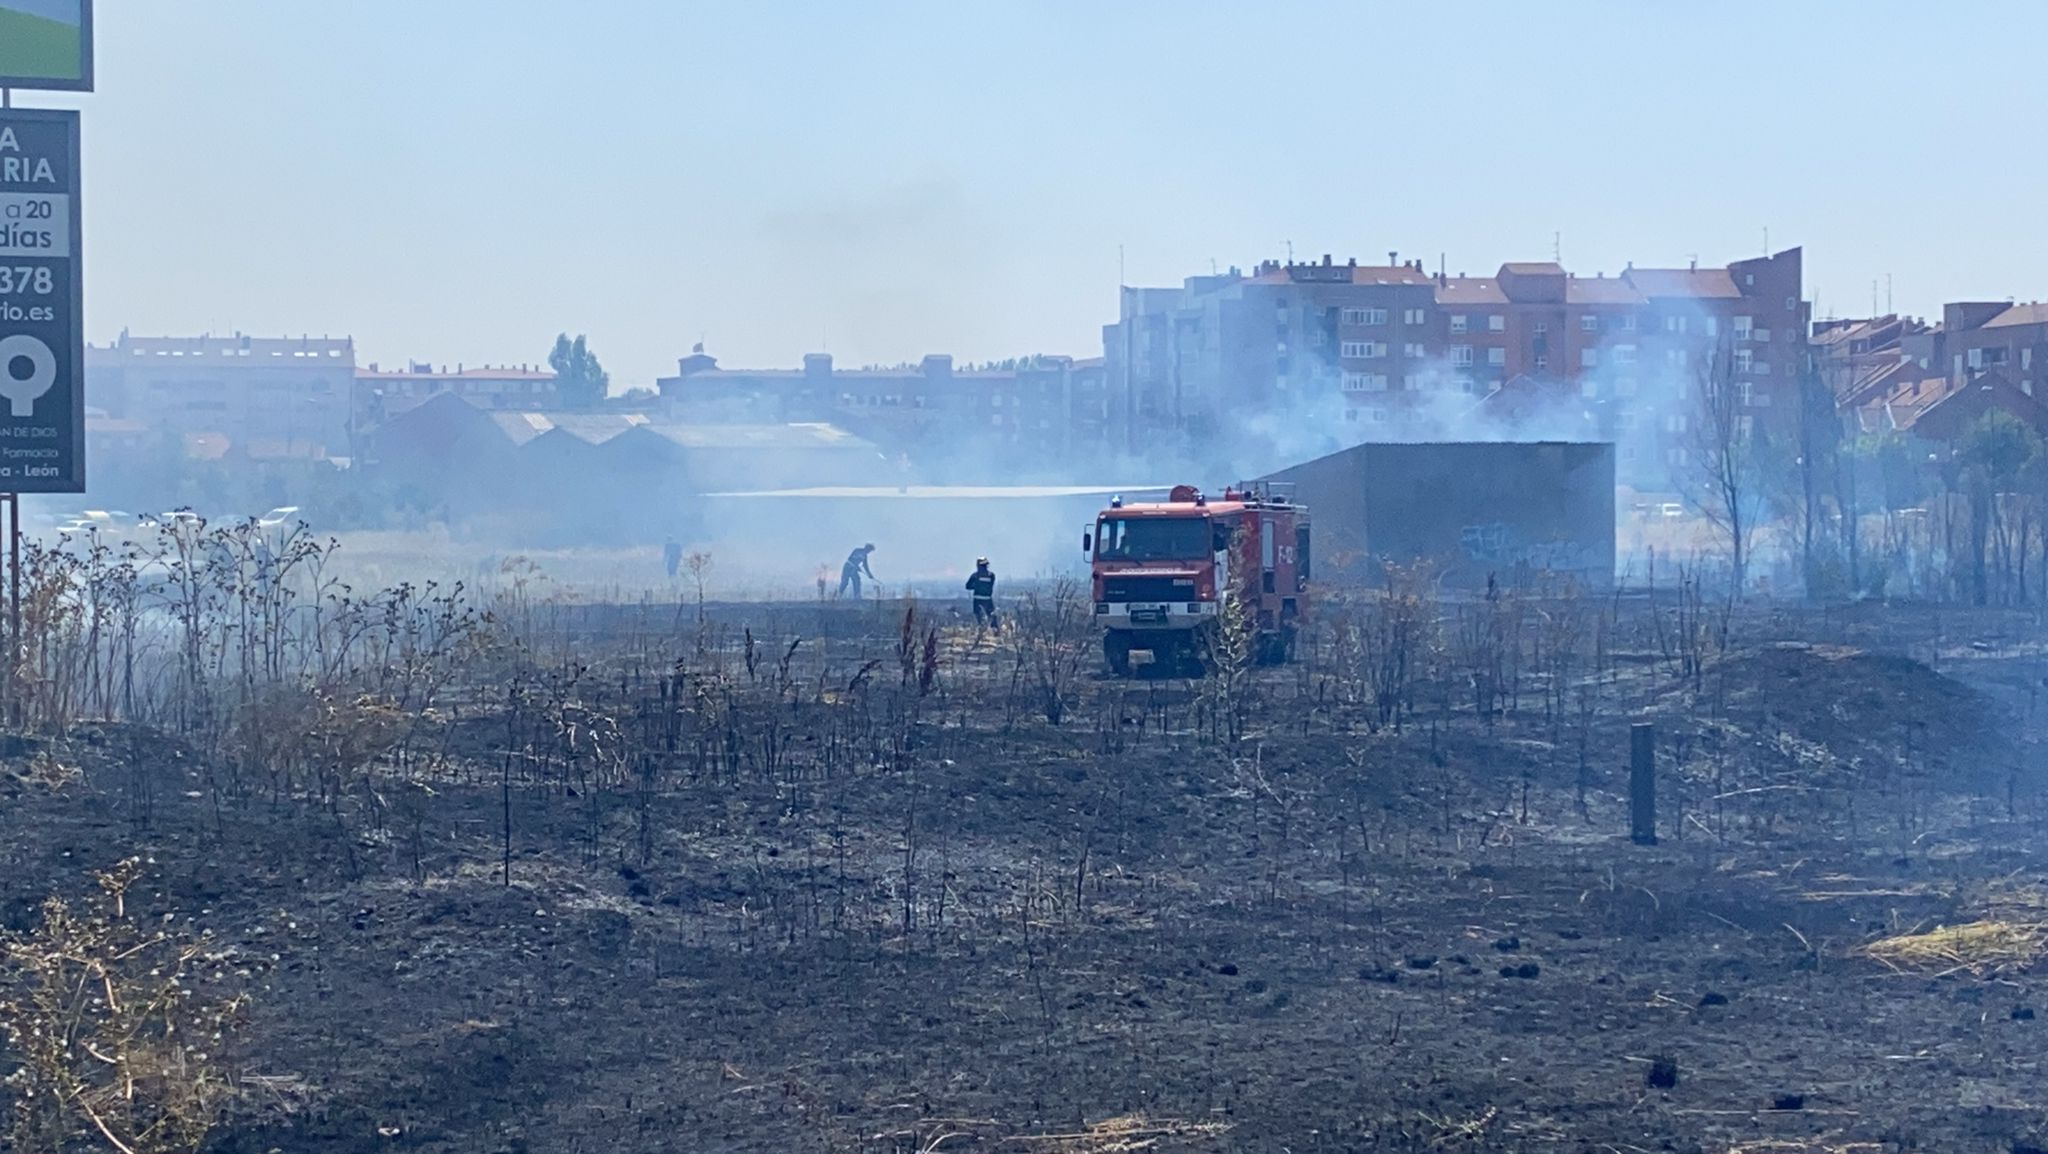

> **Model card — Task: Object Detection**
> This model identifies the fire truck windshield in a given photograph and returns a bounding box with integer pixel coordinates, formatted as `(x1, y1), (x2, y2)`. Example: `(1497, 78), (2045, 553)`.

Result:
(1094, 516), (1211, 562)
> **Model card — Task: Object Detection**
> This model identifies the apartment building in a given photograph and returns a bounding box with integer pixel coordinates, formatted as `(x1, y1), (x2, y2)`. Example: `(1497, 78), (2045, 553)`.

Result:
(653, 346), (1100, 480)
(1939, 301), (2048, 396)
(1104, 248), (1809, 456)
(1822, 304), (2048, 444)
(1812, 314), (1935, 408)
(85, 331), (356, 459)
(353, 361), (560, 430)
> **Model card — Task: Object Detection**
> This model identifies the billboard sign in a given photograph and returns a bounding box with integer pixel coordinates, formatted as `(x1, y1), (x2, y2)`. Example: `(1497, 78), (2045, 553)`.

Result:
(0, 107), (82, 492)
(0, 1), (92, 92)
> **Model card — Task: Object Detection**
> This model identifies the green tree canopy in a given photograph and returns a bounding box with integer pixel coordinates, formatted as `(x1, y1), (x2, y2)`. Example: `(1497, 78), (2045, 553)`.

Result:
(549, 333), (610, 409)
(1957, 409), (2040, 487)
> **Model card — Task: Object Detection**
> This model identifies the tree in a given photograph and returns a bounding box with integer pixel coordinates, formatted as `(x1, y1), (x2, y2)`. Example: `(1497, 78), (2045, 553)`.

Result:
(1678, 340), (1767, 593)
(548, 334), (610, 409)
(1953, 410), (2040, 605)
(1794, 356), (1848, 596)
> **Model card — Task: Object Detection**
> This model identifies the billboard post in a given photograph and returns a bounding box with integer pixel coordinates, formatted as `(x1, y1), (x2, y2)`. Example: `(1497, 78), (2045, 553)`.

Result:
(0, 0), (89, 721)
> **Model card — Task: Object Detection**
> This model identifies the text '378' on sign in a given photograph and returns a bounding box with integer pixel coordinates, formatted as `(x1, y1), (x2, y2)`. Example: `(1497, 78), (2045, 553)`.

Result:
(0, 109), (84, 493)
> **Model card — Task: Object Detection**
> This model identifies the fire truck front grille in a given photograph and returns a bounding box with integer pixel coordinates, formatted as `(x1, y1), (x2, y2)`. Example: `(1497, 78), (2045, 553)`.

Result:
(1103, 575), (1196, 602)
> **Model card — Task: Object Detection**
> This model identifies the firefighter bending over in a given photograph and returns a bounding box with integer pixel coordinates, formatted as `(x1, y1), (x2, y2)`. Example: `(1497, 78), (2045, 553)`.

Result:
(965, 557), (998, 631)
(838, 544), (877, 598)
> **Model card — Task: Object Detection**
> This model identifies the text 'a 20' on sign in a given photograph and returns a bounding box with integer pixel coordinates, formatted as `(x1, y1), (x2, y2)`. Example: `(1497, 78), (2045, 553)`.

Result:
(0, 109), (83, 493)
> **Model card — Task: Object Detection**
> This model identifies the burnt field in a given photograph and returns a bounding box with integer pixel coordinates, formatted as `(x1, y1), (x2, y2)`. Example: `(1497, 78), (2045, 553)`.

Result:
(3, 539), (2048, 1153)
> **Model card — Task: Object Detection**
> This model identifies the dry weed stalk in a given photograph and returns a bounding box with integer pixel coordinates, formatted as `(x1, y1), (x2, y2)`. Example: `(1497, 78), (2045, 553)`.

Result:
(0, 859), (250, 1154)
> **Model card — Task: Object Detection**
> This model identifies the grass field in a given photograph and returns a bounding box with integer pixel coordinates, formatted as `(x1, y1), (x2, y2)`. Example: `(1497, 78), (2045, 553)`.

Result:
(0, 7), (84, 83)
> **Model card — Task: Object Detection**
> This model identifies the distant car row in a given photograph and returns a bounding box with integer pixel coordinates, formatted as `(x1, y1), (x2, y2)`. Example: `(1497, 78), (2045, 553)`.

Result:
(37, 507), (304, 540)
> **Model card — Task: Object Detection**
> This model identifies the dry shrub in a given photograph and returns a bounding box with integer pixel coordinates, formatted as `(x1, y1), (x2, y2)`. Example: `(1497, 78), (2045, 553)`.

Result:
(1723, 1143), (1884, 1154)
(0, 859), (250, 1154)
(1009, 1113), (1232, 1152)
(1862, 918), (2048, 975)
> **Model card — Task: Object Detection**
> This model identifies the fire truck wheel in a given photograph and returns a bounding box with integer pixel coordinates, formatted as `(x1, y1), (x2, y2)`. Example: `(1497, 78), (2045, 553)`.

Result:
(1103, 631), (1132, 676)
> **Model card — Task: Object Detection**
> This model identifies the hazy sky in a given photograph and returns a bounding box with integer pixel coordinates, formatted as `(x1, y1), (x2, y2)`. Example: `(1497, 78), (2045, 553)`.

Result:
(23, 1), (2048, 387)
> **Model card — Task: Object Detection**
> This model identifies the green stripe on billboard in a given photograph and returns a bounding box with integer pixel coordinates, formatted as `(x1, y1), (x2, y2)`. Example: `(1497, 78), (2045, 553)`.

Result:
(0, 1), (93, 92)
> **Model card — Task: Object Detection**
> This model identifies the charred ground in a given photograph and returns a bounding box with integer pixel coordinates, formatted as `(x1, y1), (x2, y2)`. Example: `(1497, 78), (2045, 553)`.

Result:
(2, 568), (2046, 1153)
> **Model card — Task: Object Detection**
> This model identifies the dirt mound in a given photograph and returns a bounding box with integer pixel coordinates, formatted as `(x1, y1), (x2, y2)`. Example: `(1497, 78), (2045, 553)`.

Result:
(1708, 641), (2016, 786)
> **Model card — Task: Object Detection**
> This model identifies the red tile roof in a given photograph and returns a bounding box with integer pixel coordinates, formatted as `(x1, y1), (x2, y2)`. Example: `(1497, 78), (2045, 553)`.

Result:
(357, 365), (555, 381)
(1351, 266), (1433, 285)
(1985, 302), (2048, 329)
(1621, 267), (1742, 299)
(1564, 278), (1646, 305)
(1436, 278), (1508, 305)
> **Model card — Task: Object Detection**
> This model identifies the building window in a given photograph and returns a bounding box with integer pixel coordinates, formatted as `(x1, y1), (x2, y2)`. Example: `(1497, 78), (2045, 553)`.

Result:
(1612, 345), (1637, 365)
(1403, 342), (1425, 358)
(1341, 341), (1386, 359)
(1580, 315), (1598, 332)
(1735, 349), (1753, 373)
(1737, 414), (1755, 441)
(1451, 345), (1474, 367)
(1342, 307), (1387, 326)
(1734, 315), (1753, 339)
(1580, 348), (1599, 368)
(1368, 408), (1389, 424)
(1487, 315), (1506, 332)
(1753, 328), (1772, 343)
(1534, 321), (1549, 335)
(1621, 315), (1637, 332)
(1705, 316), (1718, 336)
(1664, 414), (1687, 434)
(1343, 372), (1389, 392)
(1666, 348), (1688, 367)
(1667, 447), (1690, 467)
(1580, 379), (1598, 398)
(1487, 347), (1506, 366)
(1665, 315), (1688, 334)
(1402, 307), (1427, 325)
(1737, 381), (1754, 406)
(1535, 355), (1549, 370)
(1450, 315), (1468, 334)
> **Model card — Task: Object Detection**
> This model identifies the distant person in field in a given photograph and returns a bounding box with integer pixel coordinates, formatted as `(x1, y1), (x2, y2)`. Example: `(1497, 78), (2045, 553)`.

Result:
(838, 543), (876, 598)
(965, 556), (998, 631)
(664, 537), (683, 580)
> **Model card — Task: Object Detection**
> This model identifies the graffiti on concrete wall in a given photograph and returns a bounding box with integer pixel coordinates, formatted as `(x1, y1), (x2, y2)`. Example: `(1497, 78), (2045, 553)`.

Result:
(1458, 522), (1595, 574)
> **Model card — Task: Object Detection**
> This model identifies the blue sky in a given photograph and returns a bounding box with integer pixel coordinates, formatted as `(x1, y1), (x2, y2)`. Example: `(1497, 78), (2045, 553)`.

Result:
(23, 0), (2048, 387)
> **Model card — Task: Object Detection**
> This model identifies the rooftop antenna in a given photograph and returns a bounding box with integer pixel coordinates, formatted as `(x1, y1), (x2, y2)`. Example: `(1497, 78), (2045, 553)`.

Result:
(1872, 279), (1879, 318)
(1552, 231), (1561, 263)
(1762, 225), (1770, 254)
(1286, 239), (1293, 264)
(1118, 244), (1125, 288)
(1887, 273), (1893, 315)
(1210, 257), (1218, 275)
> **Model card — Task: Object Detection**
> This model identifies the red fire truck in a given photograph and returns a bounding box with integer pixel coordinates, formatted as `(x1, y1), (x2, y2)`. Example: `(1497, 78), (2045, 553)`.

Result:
(1082, 483), (1310, 675)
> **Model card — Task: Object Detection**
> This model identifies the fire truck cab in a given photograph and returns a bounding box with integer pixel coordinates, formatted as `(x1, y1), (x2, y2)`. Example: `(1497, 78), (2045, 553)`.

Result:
(1082, 483), (1310, 675)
